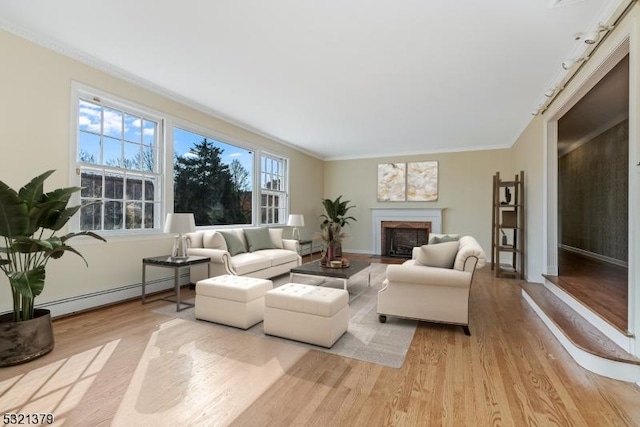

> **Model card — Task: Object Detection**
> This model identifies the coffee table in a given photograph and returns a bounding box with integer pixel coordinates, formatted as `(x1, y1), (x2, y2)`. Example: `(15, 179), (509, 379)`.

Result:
(290, 259), (371, 291)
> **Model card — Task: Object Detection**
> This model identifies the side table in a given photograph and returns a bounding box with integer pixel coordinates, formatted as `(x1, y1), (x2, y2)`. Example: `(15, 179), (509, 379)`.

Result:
(142, 255), (210, 311)
(298, 239), (314, 260)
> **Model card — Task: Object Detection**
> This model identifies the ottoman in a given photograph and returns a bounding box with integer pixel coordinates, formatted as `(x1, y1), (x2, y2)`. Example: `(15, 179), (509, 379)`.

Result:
(264, 283), (349, 348)
(195, 275), (273, 329)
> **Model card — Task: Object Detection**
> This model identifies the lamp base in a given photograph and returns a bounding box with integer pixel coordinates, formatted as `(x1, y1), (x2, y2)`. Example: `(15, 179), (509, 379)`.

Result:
(171, 234), (189, 259)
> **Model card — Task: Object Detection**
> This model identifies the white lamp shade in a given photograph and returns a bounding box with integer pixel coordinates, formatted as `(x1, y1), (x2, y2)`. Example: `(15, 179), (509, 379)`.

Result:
(287, 214), (305, 227)
(164, 213), (196, 234)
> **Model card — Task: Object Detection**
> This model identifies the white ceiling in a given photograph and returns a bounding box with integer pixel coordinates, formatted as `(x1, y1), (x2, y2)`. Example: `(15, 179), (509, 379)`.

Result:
(0, 0), (623, 160)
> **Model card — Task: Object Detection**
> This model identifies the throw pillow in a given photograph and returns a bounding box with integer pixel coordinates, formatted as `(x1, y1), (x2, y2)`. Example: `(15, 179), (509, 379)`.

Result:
(219, 230), (247, 256)
(244, 227), (277, 252)
(268, 228), (284, 249)
(202, 231), (227, 250)
(416, 241), (459, 268)
(430, 235), (460, 244)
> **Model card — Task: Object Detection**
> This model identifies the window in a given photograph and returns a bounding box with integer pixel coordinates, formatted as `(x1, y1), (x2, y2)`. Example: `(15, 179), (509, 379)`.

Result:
(75, 95), (162, 232)
(260, 153), (288, 225)
(173, 127), (253, 226)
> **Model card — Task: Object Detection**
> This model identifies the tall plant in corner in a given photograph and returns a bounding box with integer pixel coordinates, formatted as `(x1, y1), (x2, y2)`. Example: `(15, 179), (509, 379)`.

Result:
(0, 170), (105, 321)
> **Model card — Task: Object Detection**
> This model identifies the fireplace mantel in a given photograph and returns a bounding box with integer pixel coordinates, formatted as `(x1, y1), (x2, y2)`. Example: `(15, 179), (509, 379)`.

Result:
(371, 208), (444, 255)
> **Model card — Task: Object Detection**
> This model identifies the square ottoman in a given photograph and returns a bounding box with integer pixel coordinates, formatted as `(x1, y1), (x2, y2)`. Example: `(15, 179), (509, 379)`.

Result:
(264, 283), (349, 348)
(195, 275), (273, 329)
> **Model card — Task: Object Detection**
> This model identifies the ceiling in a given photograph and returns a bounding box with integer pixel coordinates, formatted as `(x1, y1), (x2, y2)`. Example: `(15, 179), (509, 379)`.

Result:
(0, 0), (624, 160)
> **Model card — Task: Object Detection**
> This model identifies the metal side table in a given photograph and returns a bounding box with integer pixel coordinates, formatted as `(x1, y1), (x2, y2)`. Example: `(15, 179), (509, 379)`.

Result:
(141, 255), (210, 311)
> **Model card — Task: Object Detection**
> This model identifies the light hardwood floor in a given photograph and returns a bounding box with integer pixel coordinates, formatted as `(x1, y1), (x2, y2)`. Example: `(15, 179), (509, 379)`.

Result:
(1, 257), (639, 426)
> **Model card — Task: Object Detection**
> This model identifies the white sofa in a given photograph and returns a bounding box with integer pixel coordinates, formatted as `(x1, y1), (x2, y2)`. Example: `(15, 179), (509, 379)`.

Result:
(186, 227), (301, 282)
(377, 235), (486, 335)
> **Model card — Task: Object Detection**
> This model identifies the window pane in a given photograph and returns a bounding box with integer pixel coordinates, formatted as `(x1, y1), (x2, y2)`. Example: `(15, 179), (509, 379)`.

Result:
(125, 202), (142, 229)
(126, 176), (143, 200)
(144, 202), (155, 229)
(79, 100), (102, 133)
(124, 114), (142, 143)
(81, 170), (102, 198)
(104, 201), (123, 230)
(103, 107), (123, 139)
(173, 127), (253, 226)
(104, 173), (124, 199)
(144, 177), (157, 201)
(80, 200), (101, 231)
(143, 120), (156, 145)
(141, 146), (155, 172)
(103, 137), (121, 167)
(124, 142), (141, 170)
(78, 132), (100, 164)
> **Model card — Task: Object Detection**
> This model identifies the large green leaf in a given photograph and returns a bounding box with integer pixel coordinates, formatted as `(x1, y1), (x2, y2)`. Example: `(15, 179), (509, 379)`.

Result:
(9, 266), (46, 300)
(18, 170), (55, 210)
(39, 187), (82, 231)
(10, 236), (55, 254)
(60, 230), (107, 243)
(0, 181), (29, 238)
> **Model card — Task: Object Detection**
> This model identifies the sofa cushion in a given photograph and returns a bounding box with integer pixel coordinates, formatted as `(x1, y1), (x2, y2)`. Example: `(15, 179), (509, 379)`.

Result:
(244, 227), (277, 252)
(430, 235), (460, 244)
(231, 252), (273, 276)
(219, 230), (247, 256)
(428, 233), (461, 244)
(268, 228), (284, 249)
(254, 249), (299, 266)
(416, 241), (459, 269)
(202, 231), (228, 250)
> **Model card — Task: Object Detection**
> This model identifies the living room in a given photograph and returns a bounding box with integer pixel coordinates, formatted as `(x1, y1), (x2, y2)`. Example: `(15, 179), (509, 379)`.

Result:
(1, 1), (640, 425)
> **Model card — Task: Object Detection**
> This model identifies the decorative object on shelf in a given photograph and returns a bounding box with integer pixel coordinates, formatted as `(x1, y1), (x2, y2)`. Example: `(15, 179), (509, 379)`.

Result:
(0, 170), (106, 366)
(287, 214), (305, 240)
(377, 161), (439, 202)
(503, 187), (511, 204)
(164, 213), (195, 260)
(501, 229), (508, 246)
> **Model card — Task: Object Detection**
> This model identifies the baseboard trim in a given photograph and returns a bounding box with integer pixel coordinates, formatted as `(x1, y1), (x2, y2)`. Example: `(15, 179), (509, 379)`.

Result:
(560, 244), (628, 268)
(1, 273), (190, 319)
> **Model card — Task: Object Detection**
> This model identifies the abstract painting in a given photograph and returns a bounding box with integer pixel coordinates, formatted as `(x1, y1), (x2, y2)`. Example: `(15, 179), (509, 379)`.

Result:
(407, 161), (438, 201)
(377, 163), (406, 201)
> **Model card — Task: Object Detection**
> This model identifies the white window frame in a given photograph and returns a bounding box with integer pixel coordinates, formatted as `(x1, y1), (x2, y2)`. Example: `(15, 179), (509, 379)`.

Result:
(258, 152), (289, 226)
(69, 83), (165, 235)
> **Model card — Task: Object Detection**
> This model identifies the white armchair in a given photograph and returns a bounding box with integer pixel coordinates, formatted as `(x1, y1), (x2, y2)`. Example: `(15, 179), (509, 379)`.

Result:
(377, 235), (486, 335)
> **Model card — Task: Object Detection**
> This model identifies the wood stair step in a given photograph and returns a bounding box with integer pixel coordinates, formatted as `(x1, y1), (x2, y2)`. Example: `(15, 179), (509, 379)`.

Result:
(521, 282), (640, 366)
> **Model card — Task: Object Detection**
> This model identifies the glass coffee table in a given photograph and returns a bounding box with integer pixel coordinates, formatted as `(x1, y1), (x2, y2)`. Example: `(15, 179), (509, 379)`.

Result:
(290, 259), (371, 291)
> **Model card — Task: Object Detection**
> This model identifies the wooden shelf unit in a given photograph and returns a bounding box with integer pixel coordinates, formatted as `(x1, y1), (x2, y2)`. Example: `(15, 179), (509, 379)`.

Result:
(491, 171), (525, 279)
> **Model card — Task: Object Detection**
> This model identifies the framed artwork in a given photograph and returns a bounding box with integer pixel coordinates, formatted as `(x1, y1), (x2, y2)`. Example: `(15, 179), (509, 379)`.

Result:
(377, 163), (406, 201)
(407, 161), (438, 201)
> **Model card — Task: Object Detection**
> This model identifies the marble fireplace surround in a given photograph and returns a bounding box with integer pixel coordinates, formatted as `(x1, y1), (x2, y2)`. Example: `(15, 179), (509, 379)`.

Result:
(371, 208), (443, 255)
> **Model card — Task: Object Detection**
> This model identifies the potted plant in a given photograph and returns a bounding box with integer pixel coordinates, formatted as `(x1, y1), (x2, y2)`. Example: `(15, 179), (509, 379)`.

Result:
(320, 196), (356, 257)
(0, 170), (105, 366)
(314, 222), (347, 264)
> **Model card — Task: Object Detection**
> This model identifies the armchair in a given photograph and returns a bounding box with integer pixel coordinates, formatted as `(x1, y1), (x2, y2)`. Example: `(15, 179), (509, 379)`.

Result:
(377, 235), (486, 335)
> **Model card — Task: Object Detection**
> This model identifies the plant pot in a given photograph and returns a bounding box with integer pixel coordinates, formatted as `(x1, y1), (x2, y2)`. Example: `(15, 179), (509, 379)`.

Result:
(0, 309), (54, 366)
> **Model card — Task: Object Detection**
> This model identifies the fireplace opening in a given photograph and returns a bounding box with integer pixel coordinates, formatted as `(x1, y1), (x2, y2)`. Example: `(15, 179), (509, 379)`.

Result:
(381, 221), (430, 258)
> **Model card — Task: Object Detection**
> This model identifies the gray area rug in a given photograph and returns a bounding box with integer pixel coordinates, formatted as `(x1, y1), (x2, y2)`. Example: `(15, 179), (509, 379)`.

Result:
(152, 263), (417, 368)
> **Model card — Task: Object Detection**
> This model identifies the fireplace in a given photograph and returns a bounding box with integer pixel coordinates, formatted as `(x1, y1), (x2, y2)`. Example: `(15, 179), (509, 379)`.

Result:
(371, 208), (443, 256)
(381, 221), (430, 258)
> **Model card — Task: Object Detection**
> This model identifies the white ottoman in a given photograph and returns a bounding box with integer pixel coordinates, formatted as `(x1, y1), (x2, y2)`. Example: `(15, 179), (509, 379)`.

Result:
(195, 275), (273, 329)
(264, 283), (349, 348)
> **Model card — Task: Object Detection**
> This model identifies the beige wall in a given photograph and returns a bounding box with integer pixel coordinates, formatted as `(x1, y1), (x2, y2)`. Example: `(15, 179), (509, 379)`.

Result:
(323, 150), (510, 257)
(0, 29), (324, 313)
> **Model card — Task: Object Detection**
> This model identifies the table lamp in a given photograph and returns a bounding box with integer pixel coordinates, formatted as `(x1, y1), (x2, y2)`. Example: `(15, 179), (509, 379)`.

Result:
(287, 214), (304, 241)
(164, 213), (196, 259)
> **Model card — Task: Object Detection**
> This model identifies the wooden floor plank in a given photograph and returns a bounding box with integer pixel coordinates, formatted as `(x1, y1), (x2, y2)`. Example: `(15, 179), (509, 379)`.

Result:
(1, 256), (639, 426)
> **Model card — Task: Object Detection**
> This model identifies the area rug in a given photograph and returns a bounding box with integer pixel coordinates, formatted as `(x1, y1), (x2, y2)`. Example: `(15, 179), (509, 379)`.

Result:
(152, 263), (417, 368)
